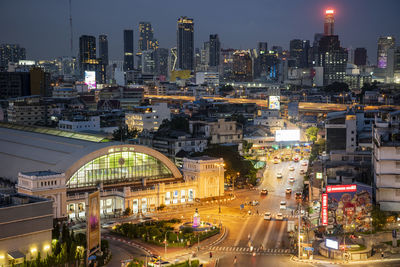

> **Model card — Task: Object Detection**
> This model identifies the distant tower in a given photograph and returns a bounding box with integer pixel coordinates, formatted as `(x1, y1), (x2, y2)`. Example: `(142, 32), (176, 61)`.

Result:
(138, 22), (158, 51)
(354, 48), (367, 66)
(123, 29), (134, 71)
(69, 0), (73, 57)
(209, 34), (221, 67)
(257, 42), (268, 54)
(98, 35), (108, 83)
(377, 36), (395, 69)
(177, 16), (194, 70)
(324, 9), (335, 36)
(79, 35), (97, 77)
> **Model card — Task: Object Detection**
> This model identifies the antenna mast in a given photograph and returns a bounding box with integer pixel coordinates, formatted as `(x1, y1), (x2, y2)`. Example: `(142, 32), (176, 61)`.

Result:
(69, 0), (73, 57)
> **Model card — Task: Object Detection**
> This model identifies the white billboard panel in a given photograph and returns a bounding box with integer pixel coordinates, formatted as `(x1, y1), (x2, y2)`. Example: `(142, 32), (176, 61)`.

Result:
(269, 96), (280, 110)
(275, 129), (300, 142)
(85, 71), (96, 90)
(325, 239), (338, 250)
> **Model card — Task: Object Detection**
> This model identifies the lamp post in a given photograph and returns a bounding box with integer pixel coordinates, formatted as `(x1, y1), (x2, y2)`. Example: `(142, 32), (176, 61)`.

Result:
(216, 162), (225, 214)
(298, 204), (301, 259)
(164, 230), (171, 258)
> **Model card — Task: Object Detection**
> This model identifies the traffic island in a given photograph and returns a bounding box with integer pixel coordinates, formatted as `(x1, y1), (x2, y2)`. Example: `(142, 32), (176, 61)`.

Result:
(319, 240), (372, 260)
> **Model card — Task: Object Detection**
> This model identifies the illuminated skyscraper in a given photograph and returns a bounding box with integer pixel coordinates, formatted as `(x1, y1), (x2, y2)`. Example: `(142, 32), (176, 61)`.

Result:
(258, 42), (268, 55)
(98, 35), (108, 83)
(324, 9), (335, 36)
(79, 35), (98, 77)
(138, 22), (158, 51)
(124, 29), (134, 71)
(377, 36), (395, 69)
(177, 16), (194, 70)
(0, 44), (26, 69)
(209, 34), (220, 67)
(232, 50), (252, 82)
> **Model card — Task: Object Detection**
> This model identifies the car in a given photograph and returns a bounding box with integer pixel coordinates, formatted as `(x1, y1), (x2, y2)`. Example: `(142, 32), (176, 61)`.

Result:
(285, 188), (292, 194)
(300, 169), (305, 175)
(101, 221), (119, 229)
(301, 161), (308, 166)
(148, 260), (170, 267)
(276, 213), (284, 220)
(293, 156), (299, 162)
(289, 177), (295, 183)
(277, 172), (283, 178)
(295, 192), (302, 201)
(273, 158), (279, 164)
(289, 166), (295, 171)
(280, 201), (287, 210)
(264, 212), (272, 220)
(260, 188), (268, 195)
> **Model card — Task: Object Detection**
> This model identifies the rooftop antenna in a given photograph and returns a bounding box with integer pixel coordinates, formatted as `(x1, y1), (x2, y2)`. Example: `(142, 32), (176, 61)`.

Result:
(69, 0), (73, 57)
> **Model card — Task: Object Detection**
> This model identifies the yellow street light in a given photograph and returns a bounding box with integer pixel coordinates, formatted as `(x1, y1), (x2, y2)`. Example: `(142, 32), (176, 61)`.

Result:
(30, 248), (37, 254)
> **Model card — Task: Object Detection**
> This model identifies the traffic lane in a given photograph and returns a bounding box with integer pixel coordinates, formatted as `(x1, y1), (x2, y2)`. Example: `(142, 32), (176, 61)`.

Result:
(107, 238), (149, 266)
(217, 254), (311, 267)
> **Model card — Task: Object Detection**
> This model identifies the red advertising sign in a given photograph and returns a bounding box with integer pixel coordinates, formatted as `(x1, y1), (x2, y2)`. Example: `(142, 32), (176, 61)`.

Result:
(322, 193), (328, 226)
(326, 184), (357, 193)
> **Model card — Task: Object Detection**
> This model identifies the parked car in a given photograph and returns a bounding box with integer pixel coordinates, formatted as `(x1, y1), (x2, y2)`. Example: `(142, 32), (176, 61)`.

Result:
(264, 212), (272, 220)
(280, 201), (287, 210)
(277, 172), (283, 178)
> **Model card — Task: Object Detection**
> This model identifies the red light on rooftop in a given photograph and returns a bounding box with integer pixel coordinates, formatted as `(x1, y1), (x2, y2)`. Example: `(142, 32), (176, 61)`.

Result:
(325, 9), (334, 14)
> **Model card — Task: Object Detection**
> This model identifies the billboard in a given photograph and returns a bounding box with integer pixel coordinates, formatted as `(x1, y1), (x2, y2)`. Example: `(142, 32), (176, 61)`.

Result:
(268, 96), (280, 110)
(275, 129), (300, 142)
(321, 193), (328, 226)
(85, 71), (96, 90)
(325, 239), (338, 250)
(87, 191), (100, 253)
(325, 184), (372, 232)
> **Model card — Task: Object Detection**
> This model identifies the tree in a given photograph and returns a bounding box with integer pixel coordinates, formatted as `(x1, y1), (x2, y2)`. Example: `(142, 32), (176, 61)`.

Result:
(305, 127), (319, 142)
(324, 82), (349, 93)
(242, 140), (253, 154)
(371, 205), (388, 232)
(158, 116), (189, 133)
(219, 85), (234, 92)
(112, 125), (138, 141)
(231, 114), (247, 126)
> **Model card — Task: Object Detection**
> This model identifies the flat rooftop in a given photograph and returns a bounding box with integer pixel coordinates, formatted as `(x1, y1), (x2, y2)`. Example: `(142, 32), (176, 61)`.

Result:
(0, 193), (49, 208)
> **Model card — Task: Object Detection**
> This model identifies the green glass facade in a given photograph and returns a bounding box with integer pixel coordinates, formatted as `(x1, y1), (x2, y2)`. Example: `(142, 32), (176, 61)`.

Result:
(67, 149), (173, 188)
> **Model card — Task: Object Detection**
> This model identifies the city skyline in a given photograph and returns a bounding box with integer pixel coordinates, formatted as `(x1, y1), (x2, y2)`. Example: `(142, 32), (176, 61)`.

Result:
(1, 0), (399, 63)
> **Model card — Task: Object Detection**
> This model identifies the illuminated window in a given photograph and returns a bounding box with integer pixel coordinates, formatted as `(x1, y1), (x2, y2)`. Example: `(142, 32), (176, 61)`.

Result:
(67, 151), (173, 188)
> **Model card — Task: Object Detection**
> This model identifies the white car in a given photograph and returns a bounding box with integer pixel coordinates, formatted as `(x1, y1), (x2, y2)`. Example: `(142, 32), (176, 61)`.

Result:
(285, 188), (292, 194)
(301, 161), (308, 166)
(289, 177), (295, 183)
(264, 212), (272, 220)
(289, 166), (295, 171)
(101, 221), (119, 229)
(277, 172), (283, 178)
(280, 201), (287, 210)
(276, 213), (284, 220)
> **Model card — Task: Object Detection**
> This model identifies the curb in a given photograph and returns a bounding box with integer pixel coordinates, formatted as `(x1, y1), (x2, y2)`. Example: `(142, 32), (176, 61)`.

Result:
(104, 235), (153, 256)
(206, 226), (228, 248)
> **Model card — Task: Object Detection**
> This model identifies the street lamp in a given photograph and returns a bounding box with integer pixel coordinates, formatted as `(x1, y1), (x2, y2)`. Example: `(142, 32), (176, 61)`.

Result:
(216, 163), (225, 214)
(164, 230), (172, 258)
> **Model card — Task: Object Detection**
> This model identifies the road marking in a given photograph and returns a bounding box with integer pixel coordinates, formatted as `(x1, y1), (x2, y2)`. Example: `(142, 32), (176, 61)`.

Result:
(234, 216), (250, 246)
(275, 221), (286, 248)
(251, 216), (264, 243)
(262, 221), (274, 248)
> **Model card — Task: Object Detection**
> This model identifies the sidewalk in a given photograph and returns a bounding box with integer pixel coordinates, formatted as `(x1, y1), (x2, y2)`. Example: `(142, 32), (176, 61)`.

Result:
(291, 252), (400, 265)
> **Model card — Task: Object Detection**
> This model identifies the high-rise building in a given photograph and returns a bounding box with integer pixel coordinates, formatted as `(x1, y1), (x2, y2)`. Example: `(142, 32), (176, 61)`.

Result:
(209, 34), (220, 67)
(220, 48), (235, 82)
(177, 16), (194, 70)
(79, 35), (98, 77)
(141, 50), (155, 75)
(232, 50), (252, 82)
(0, 72), (30, 99)
(155, 48), (169, 78)
(387, 47), (400, 83)
(354, 48), (367, 66)
(138, 22), (158, 51)
(324, 9), (335, 36)
(258, 42), (268, 55)
(318, 35), (347, 85)
(30, 67), (51, 97)
(377, 36), (395, 69)
(290, 39), (305, 68)
(98, 35), (109, 66)
(124, 30), (134, 71)
(0, 44), (26, 69)
(98, 35), (108, 83)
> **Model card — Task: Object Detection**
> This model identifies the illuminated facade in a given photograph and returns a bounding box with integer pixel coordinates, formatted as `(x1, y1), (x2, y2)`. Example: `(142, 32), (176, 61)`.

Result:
(0, 44), (26, 69)
(377, 36), (395, 69)
(16, 144), (224, 220)
(79, 35), (99, 78)
(124, 29), (134, 71)
(177, 16), (194, 70)
(232, 50), (253, 82)
(138, 22), (158, 51)
(324, 9), (335, 36)
(125, 103), (170, 132)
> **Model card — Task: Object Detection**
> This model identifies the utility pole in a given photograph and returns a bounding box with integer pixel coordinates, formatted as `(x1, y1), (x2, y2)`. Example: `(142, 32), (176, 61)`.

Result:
(298, 204), (301, 259)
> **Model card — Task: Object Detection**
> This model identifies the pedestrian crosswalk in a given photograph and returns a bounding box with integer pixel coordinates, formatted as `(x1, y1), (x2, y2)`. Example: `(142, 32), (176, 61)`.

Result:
(254, 213), (298, 220)
(208, 246), (295, 255)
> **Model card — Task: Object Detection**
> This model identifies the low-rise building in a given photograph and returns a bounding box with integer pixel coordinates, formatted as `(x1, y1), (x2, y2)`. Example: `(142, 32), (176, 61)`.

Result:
(7, 96), (54, 126)
(189, 118), (243, 144)
(58, 115), (100, 132)
(0, 193), (53, 265)
(125, 103), (170, 132)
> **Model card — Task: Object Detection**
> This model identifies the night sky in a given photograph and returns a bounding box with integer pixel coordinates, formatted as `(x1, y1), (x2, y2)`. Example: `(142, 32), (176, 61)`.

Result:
(1, 0), (399, 64)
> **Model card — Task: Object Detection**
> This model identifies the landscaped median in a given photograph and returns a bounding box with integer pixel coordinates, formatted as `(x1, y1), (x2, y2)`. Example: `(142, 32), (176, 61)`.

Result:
(112, 219), (220, 248)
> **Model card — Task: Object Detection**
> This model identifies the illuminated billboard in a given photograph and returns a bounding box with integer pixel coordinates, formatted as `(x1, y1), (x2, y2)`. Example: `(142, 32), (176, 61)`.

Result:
(321, 193), (328, 226)
(325, 239), (338, 250)
(275, 129), (300, 142)
(87, 191), (100, 252)
(269, 96), (280, 110)
(85, 71), (96, 90)
(326, 184), (357, 193)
